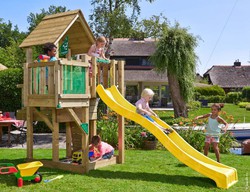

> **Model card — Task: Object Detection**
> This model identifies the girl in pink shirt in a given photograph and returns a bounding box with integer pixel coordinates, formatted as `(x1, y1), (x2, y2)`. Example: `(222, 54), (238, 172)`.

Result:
(89, 135), (114, 162)
(135, 88), (173, 134)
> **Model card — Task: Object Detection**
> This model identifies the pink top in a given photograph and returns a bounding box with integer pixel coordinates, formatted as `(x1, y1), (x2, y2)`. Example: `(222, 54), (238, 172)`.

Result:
(135, 98), (149, 114)
(89, 44), (104, 57)
(97, 141), (114, 156)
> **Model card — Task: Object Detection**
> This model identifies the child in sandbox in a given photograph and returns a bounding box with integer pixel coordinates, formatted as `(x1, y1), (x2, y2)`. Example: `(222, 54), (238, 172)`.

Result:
(89, 135), (114, 162)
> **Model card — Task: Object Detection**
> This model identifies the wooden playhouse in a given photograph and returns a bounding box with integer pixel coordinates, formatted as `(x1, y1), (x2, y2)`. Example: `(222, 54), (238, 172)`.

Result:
(18, 9), (125, 173)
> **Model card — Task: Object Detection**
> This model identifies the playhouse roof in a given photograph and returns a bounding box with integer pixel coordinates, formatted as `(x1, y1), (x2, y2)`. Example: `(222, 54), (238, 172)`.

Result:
(19, 9), (95, 55)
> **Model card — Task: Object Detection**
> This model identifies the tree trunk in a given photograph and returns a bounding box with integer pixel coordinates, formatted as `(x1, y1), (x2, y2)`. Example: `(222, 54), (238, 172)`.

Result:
(167, 72), (188, 118)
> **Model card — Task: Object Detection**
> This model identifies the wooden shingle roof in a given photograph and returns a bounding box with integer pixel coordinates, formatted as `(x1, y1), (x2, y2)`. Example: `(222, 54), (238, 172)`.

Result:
(204, 65), (250, 88)
(125, 70), (211, 87)
(111, 38), (156, 56)
(19, 9), (95, 55)
(125, 70), (167, 83)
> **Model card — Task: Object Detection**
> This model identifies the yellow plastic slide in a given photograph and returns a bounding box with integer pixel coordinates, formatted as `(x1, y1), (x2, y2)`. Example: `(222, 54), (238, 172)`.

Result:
(96, 84), (238, 189)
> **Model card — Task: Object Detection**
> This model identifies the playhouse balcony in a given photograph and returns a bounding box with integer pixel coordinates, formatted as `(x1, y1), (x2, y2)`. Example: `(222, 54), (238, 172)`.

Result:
(23, 58), (90, 109)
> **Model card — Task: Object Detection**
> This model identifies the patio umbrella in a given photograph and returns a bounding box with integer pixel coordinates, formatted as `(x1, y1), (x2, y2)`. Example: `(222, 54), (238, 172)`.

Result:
(0, 63), (8, 71)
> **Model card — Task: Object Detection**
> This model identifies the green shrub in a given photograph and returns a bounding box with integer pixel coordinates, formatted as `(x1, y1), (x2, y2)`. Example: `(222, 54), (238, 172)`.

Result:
(0, 68), (23, 112)
(219, 132), (237, 153)
(199, 95), (225, 103)
(187, 100), (201, 110)
(97, 117), (118, 148)
(238, 102), (250, 108)
(225, 92), (242, 104)
(246, 104), (250, 111)
(177, 128), (205, 151)
(177, 129), (236, 153)
(195, 85), (225, 97)
(242, 86), (250, 101)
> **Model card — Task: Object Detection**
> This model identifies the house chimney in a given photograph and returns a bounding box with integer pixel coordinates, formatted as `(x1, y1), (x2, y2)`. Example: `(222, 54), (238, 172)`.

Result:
(234, 59), (241, 67)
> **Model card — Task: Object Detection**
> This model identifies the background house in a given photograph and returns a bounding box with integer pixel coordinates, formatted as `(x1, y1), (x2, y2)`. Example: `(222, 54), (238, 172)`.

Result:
(203, 60), (250, 93)
(110, 38), (171, 107)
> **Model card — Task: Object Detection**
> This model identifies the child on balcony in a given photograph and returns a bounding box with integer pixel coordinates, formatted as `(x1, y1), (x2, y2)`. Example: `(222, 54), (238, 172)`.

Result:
(87, 36), (107, 59)
(135, 88), (173, 135)
(87, 36), (109, 77)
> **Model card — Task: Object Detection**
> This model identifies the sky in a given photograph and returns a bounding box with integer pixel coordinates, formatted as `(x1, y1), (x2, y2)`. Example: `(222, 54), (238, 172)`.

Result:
(0, 0), (250, 75)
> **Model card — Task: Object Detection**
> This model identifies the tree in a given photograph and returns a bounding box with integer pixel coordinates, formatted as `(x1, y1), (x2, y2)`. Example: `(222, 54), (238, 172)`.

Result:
(0, 19), (26, 68)
(27, 5), (68, 33)
(0, 39), (25, 68)
(0, 19), (26, 48)
(136, 14), (169, 39)
(150, 23), (199, 118)
(89, 0), (155, 58)
(89, 0), (155, 37)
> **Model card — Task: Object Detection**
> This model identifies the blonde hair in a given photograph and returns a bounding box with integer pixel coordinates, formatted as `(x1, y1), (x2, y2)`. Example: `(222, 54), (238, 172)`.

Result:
(96, 36), (106, 43)
(141, 88), (154, 98)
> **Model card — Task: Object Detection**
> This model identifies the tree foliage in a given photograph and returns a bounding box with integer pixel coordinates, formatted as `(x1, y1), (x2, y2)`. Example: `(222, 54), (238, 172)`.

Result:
(0, 19), (26, 68)
(89, 0), (155, 38)
(0, 19), (26, 48)
(0, 39), (25, 68)
(0, 68), (23, 112)
(135, 14), (169, 39)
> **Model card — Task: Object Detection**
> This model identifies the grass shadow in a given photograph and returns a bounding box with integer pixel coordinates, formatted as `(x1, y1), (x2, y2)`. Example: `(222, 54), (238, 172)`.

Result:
(87, 169), (216, 188)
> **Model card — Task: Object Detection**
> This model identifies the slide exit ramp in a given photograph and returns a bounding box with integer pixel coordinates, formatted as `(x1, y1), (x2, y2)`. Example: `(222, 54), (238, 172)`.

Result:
(96, 84), (238, 189)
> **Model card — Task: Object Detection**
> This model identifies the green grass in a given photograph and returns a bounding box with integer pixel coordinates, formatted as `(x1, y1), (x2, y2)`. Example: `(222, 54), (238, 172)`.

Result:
(0, 149), (249, 192)
(156, 103), (250, 123)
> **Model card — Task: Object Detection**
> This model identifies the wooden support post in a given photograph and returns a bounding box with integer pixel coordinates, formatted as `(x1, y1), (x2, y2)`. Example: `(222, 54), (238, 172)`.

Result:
(118, 61), (125, 95)
(81, 107), (89, 173)
(89, 120), (96, 139)
(55, 61), (61, 108)
(91, 57), (97, 97)
(110, 60), (116, 86)
(26, 107), (34, 160)
(66, 122), (72, 158)
(52, 108), (59, 162)
(24, 48), (33, 107)
(117, 60), (125, 164)
(118, 115), (124, 164)
(102, 65), (109, 88)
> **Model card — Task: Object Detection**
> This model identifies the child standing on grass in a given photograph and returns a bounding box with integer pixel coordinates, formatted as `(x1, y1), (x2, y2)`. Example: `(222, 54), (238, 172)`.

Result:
(135, 88), (173, 135)
(89, 135), (114, 162)
(194, 103), (228, 162)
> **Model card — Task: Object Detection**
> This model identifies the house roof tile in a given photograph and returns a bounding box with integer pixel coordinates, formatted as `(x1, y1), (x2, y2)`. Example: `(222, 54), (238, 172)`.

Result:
(204, 65), (250, 88)
(111, 38), (156, 56)
(125, 70), (167, 82)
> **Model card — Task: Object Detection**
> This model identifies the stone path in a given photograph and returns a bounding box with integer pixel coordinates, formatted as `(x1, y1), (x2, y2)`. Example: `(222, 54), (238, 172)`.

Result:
(0, 133), (66, 149)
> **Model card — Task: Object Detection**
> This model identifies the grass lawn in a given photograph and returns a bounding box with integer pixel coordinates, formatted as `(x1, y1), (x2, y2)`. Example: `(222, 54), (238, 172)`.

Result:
(0, 149), (249, 192)
(156, 103), (250, 123)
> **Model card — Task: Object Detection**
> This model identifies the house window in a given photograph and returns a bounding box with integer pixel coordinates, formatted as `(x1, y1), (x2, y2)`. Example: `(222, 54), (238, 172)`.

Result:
(125, 85), (138, 104)
(161, 85), (171, 107)
(125, 57), (153, 66)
